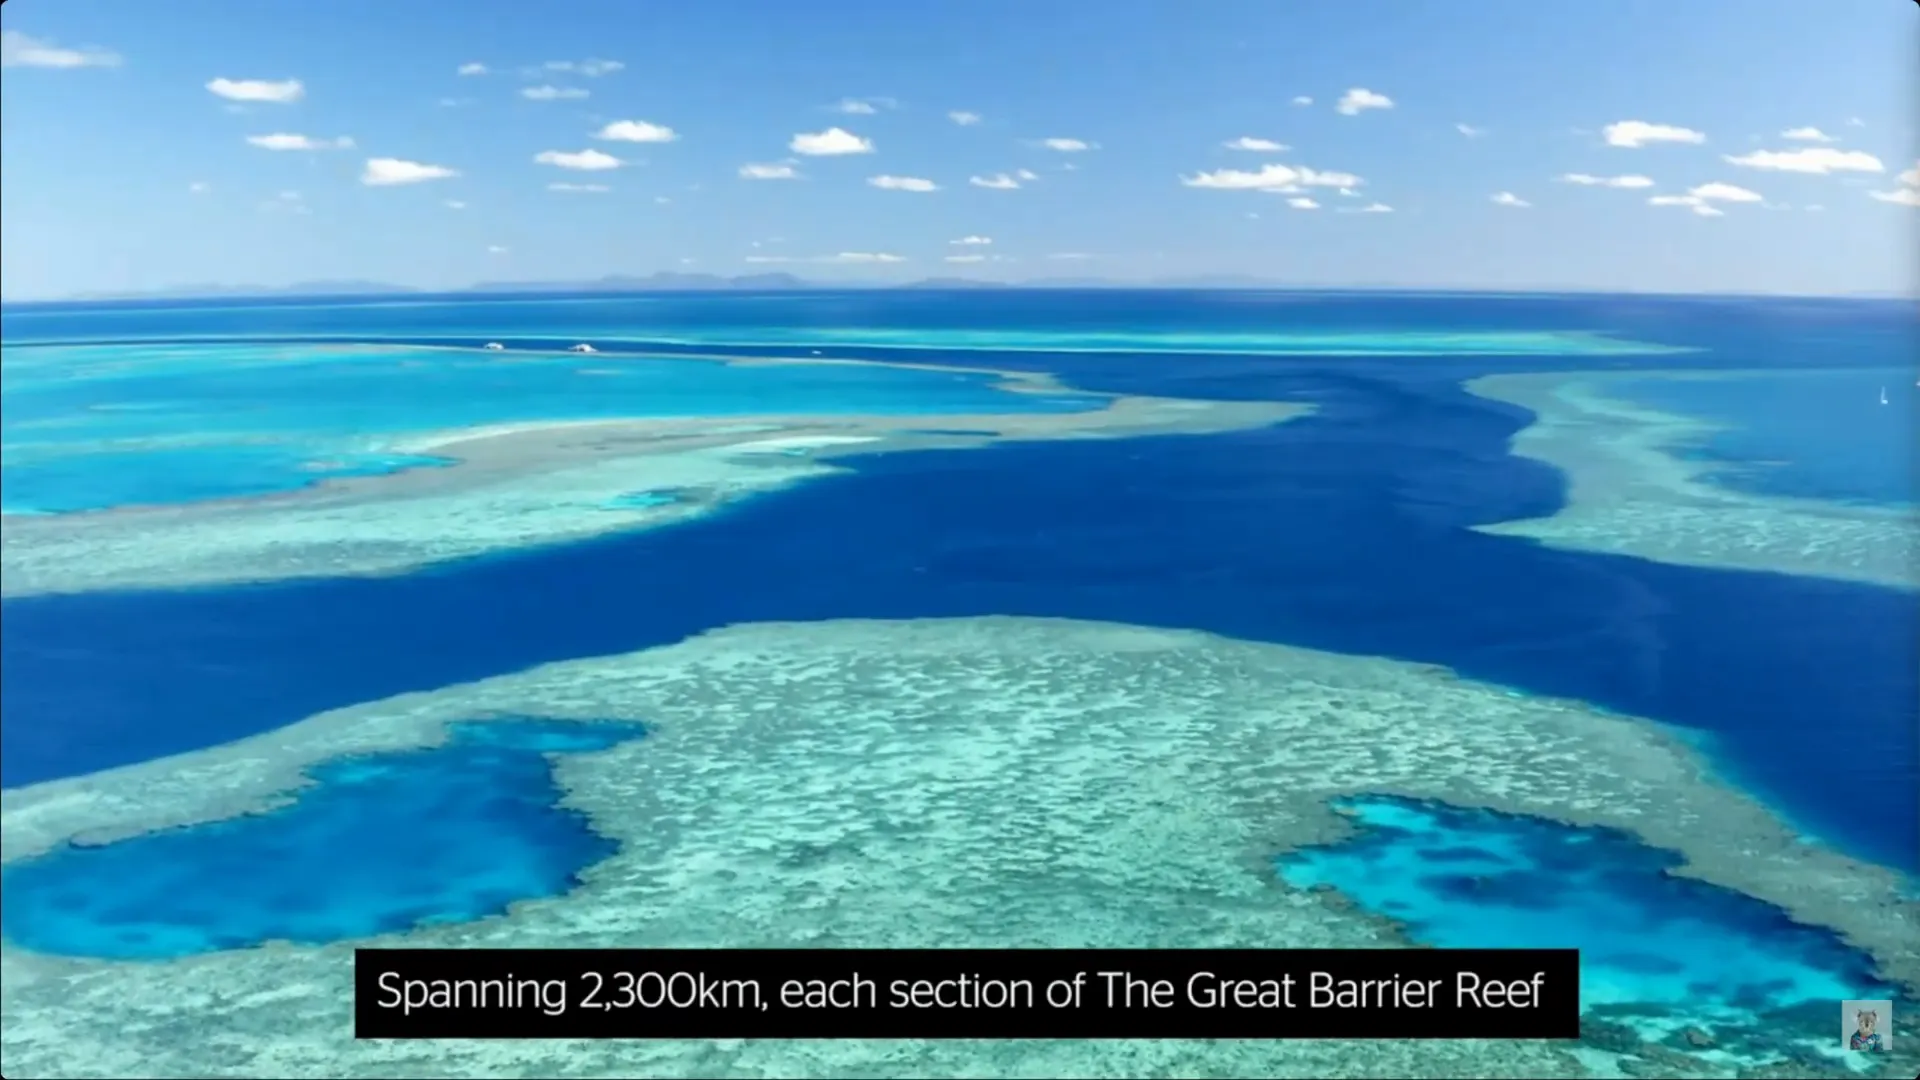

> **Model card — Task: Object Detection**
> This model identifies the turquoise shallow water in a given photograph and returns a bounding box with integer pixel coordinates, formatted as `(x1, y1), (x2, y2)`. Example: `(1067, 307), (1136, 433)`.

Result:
(1276, 796), (1905, 1021)
(0, 717), (646, 960)
(0, 342), (1099, 514)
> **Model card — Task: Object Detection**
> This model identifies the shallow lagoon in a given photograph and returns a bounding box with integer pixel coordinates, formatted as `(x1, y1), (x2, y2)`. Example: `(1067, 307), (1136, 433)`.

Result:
(0, 341), (1098, 514)
(0, 717), (645, 959)
(1278, 796), (1903, 1017)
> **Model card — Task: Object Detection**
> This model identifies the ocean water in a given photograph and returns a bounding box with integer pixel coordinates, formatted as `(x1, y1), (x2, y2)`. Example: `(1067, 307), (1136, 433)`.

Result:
(1, 292), (1915, 883)
(1598, 370), (1918, 508)
(0, 341), (1097, 514)
(1277, 796), (1903, 1014)
(0, 717), (646, 960)
(0, 291), (1705, 357)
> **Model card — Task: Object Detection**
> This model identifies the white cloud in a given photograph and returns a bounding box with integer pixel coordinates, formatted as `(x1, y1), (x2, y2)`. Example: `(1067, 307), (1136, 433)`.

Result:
(549, 182), (610, 193)
(1339, 202), (1394, 214)
(545, 59), (623, 76)
(949, 110), (982, 126)
(1042, 137), (1094, 151)
(655, 196), (671, 204)
(2, 30), (121, 68)
(1048, 253), (1094, 261)
(1723, 146), (1884, 174)
(595, 119), (678, 143)
(246, 133), (353, 151)
(1335, 88), (1393, 116)
(790, 127), (874, 155)
(521, 85), (589, 101)
(1456, 123), (1486, 137)
(970, 173), (1023, 189)
(535, 148), (622, 170)
(1648, 182), (1760, 215)
(945, 254), (987, 263)
(361, 158), (459, 186)
(1805, 204), (1826, 212)
(1780, 126), (1835, 142)
(739, 162), (800, 180)
(1287, 197), (1319, 210)
(1688, 181), (1763, 203)
(951, 235), (992, 245)
(1847, 117), (1866, 127)
(1225, 136), (1288, 152)
(1868, 161), (1920, 206)
(1017, 168), (1039, 181)
(207, 77), (304, 103)
(488, 245), (509, 254)
(869, 174), (939, 192)
(1291, 95), (1313, 106)
(833, 98), (878, 114)
(1602, 120), (1705, 148)
(1558, 173), (1655, 188)
(457, 62), (488, 76)
(1180, 163), (1362, 191)
(1491, 192), (1531, 207)
(445, 199), (467, 209)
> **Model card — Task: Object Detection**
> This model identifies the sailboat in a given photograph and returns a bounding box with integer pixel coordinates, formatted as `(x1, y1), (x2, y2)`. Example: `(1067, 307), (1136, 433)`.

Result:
(1880, 386), (1890, 405)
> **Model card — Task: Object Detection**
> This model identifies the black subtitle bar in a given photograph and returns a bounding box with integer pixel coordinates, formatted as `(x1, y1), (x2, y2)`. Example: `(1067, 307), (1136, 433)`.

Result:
(355, 948), (1579, 1039)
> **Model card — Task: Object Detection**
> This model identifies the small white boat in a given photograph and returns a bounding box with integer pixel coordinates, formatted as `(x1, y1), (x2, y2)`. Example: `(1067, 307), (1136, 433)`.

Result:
(570, 343), (598, 353)
(1880, 386), (1889, 405)
(483, 342), (505, 351)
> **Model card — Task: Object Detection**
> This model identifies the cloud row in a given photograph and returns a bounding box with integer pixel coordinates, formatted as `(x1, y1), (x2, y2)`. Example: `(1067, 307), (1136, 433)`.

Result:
(47, 42), (1903, 222)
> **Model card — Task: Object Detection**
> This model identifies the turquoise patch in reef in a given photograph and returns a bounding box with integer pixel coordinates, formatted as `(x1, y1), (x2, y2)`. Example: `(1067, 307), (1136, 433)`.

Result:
(0, 717), (647, 960)
(1276, 795), (1905, 1030)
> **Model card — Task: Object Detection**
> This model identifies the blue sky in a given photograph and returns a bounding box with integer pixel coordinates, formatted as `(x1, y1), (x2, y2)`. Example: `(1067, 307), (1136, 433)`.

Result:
(2, 0), (1914, 299)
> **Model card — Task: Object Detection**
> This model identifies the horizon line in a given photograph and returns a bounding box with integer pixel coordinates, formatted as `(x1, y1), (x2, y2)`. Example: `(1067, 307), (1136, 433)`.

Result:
(6, 281), (1916, 308)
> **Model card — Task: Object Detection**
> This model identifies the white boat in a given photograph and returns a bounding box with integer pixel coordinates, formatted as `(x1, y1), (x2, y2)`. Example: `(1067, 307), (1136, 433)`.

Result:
(483, 342), (505, 351)
(1881, 386), (1890, 405)
(570, 343), (598, 353)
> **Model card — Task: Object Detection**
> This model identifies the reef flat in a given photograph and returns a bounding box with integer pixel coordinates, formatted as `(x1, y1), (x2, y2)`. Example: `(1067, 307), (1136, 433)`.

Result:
(1468, 371), (1917, 590)
(0, 345), (1304, 596)
(4, 617), (1913, 1079)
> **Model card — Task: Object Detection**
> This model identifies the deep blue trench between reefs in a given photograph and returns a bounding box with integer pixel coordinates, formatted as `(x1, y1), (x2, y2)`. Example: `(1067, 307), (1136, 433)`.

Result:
(3, 354), (1916, 873)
